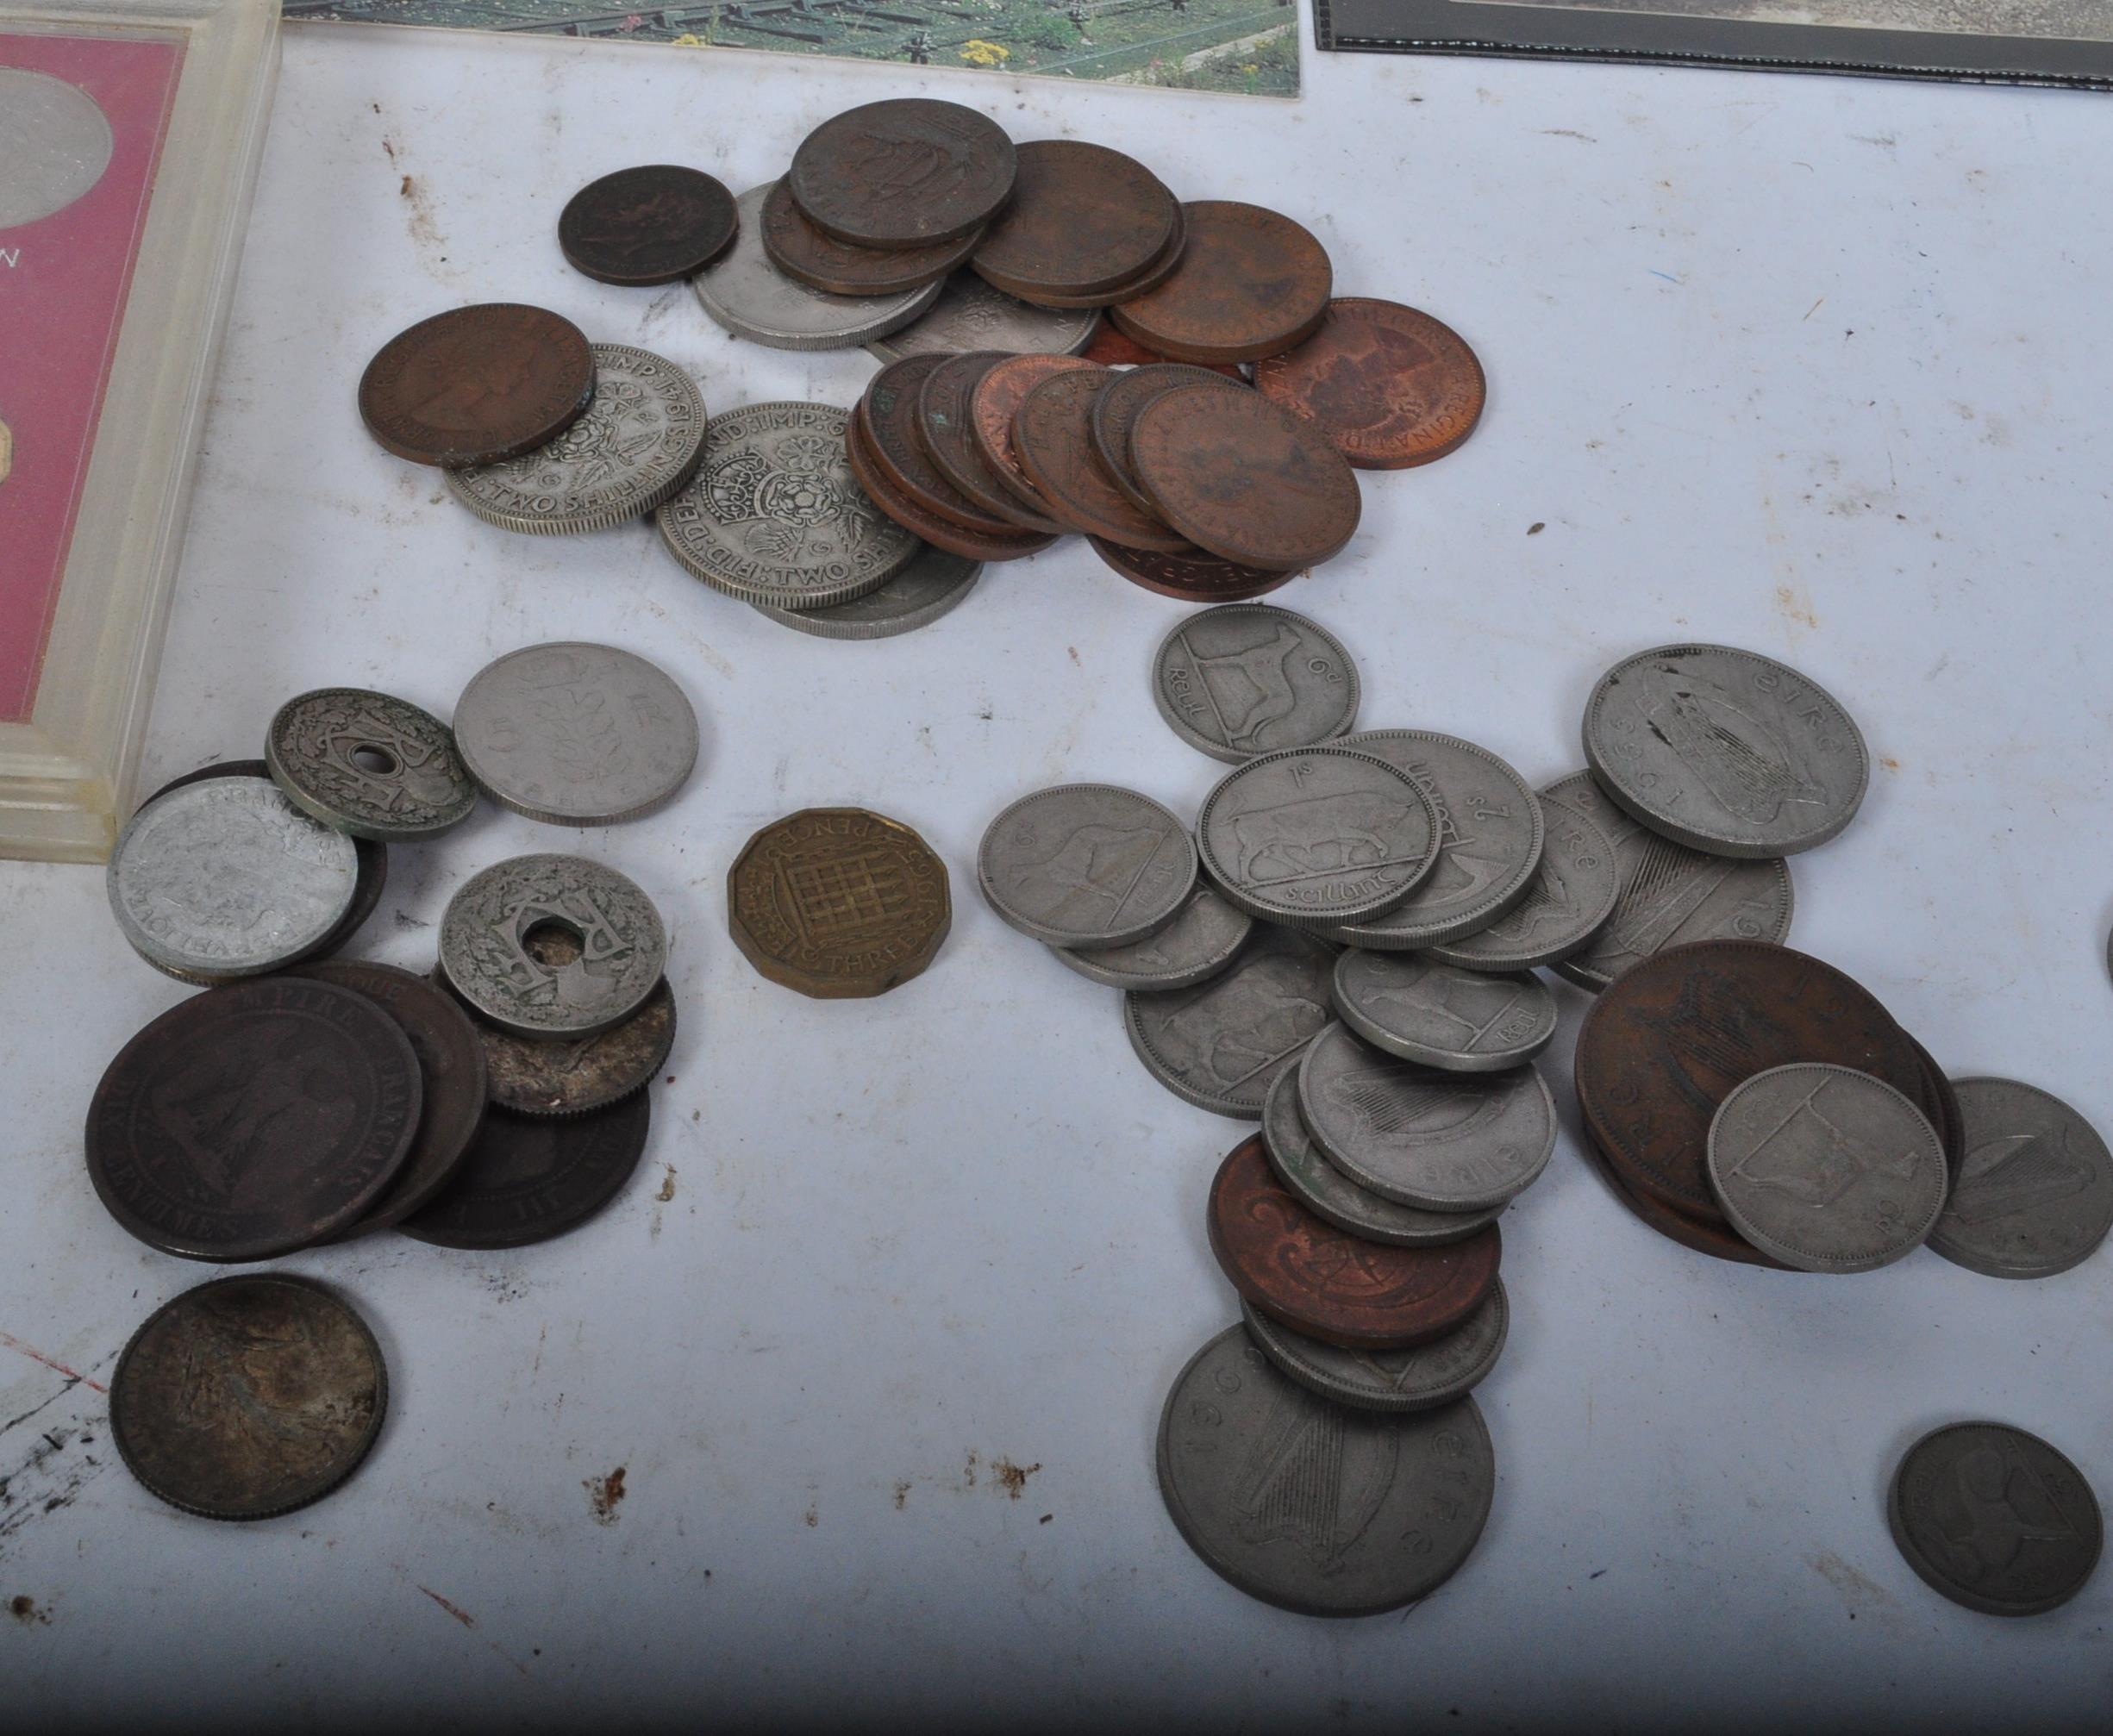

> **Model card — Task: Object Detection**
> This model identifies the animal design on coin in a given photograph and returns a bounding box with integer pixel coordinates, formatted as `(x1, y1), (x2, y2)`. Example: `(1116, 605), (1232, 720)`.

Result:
(267, 689), (478, 841)
(1154, 606), (1359, 763)
(1928, 1079), (2113, 1279)
(1333, 952), (1555, 1072)
(979, 785), (1196, 949)
(1123, 926), (1335, 1117)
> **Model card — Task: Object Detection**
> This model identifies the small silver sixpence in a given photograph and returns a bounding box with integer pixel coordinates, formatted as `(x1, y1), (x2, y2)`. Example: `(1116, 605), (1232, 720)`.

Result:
(1706, 1064), (1947, 1273)
(439, 854), (666, 1039)
(1584, 643), (1870, 859)
(1123, 925), (1335, 1119)
(694, 184), (943, 352)
(453, 643), (698, 826)
(978, 784), (1197, 949)
(109, 778), (359, 977)
(657, 401), (919, 609)
(1428, 782), (1619, 971)
(0, 69), (113, 228)
(1196, 746), (1437, 930)
(1151, 605), (1360, 764)
(266, 689), (478, 841)
(752, 548), (982, 640)
(1049, 885), (1252, 992)
(446, 344), (707, 534)
(1332, 950), (1555, 1073)
(1297, 1021), (1556, 1211)
(1923, 1078), (2113, 1280)
(865, 271), (1099, 363)
(1240, 1283), (1509, 1414)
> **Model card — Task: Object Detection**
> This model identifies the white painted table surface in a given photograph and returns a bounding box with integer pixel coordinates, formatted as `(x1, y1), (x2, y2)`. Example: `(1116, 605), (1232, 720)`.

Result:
(4, 17), (2112, 1729)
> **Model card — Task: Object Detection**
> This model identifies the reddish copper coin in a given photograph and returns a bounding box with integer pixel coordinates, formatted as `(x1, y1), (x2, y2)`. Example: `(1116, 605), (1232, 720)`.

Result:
(1255, 299), (1487, 471)
(915, 352), (1066, 535)
(761, 180), (979, 297)
(1109, 202), (1332, 365)
(970, 140), (1176, 304)
(860, 354), (1028, 537)
(1090, 363), (1247, 514)
(1207, 1135), (1501, 1351)
(1130, 383), (1363, 571)
(968, 353), (1102, 523)
(358, 303), (597, 469)
(1905, 1033), (1966, 1184)
(1080, 324), (1243, 378)
(1575, 940), (1928, 1226)
(558, 165), (739, 286)
(845, 413), (1056, 564)
(1010, 369), (1191, 551)
(787, 98), (1016, 250)
(1581, 1128), (1787, 1270)
(1087, 538), (1296, 603)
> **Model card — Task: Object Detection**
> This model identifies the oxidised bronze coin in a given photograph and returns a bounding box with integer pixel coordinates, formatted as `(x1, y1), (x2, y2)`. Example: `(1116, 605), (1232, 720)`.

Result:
(1091, 363), (1247, 514)
(1582, 1126), (1786, 1269)
(1011, 368), (1191, 551)
(729, 808), (952, 1000)
(1110, 202), (1331, 365)
(87, 977), (422, 1262)
(970, 140), (1177, 305)
(846, 412), (1057, 563)
(761, 179), (979, 297)
(559, 165), (739, 286)
(860, 354), (1029, 537)
(1054, 200), (1189, 309)
(358, 303), (597, 469)
(110, 1276), (387, 1521)
(476, 978), (677, 1119)
(968, 353), (1101, 523)
(1080, 324), (1242, 378)
(1087, 537), (1295, 603)
(1255, 299), (1486, 471)
(1207, 1134), (1502, 1351)
(400, 1094), (651, 1250)
(916, 352), (1066, 534)
(788, 98), (1016, 250)
(1131, 384), (1363, 571)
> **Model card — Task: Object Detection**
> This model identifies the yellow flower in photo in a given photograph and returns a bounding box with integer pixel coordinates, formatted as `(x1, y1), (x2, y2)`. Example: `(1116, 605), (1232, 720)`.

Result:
(960, 39), (1010, 66)
(672, 33), (704, 47)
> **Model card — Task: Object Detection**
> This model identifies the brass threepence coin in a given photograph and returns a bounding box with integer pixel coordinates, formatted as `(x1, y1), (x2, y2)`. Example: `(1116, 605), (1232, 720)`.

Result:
(1086, 538), (1293, 605)
(761, 179), (981, 297)
(1109, 202), (1331, 365)
(1011, 368), (1191, 551)
(559, 164), (739, 285)
(967, 353), (1101, 524)
(915, 351), (1067, 534)
(970, 140), (1177, 305)
(359, 303), (596, 469)
(473, 977), (677, 1119)
(788, 98), (1016, 250)
(1255, 300), (1486, 470)
(266, 688), (478, 842)
(400, 1095), (651, 1250)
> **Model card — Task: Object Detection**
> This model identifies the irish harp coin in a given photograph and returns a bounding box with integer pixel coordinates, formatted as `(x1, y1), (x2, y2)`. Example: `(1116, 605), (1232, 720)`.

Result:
(359, 303), (596, 469)
(1010, 368), (1191, 550)
(761, 179), (978, 297)
(1049, 886), (1251, 992)
(1152, 604), (1358, 764)
(266, 689), (478, 842)
(1110, 202), (1332, 365)
(787, 98), (1016, 250)
(752, 547), (983, 640)
(1428, 781), (1619, 971)
(473, 978), (677, 1119)
(1927, 1078), (2113, 1280)
(1332, 951), (1555, 1073)
(978, 784), (1195, 950)
(1241, 1283), (1508, 1414)
(559, 165), (739, 285)
(1254, 300), (1486, 470)
(400, 1095), (652, 1251)
(866, 272), (1099, 364)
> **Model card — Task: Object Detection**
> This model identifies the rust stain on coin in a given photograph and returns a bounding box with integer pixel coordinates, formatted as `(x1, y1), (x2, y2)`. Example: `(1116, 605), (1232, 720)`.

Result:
(1256, 299), (1486, 471)
(1010, 368), (1191, 551)
(788, 98), (1016, 250)
(916, 352), (1067, 534)
(970, 140), (1176, 304)
(846, 412), (1056, 563)
(967, 353), (1102, 524)
(359, 303), (596, 469)
(1086, 537), (1296, 604)
(762, 179), (978, 297)
(474, 977), (677, 1120)
(1110, 202), (1331, 365)
(559, 165), (739, 286)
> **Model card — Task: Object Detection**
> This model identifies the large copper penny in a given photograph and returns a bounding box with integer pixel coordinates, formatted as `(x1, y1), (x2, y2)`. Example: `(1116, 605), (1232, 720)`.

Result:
(1087, 538), (1295, 604)
(860, 354), (1027, 537)
(1255, 299), (1486, 471)
(787, 98), (1016, 250)
(1080, 324), (1242, 378)
(967, 353), (1101, 523)
(1130, 384), (1363, 571)
(761, 179), (979, 297)
(558, 164), (739, 286)
(1010, 369), (1191, 551)
(846, 413), (1057, 563)
(1575, 940), (1926, 1226)
(1109, 202), (1331, 365)
(358, 303), (596, 469)
(1207, 1135), (1500, 1351)
(916, 352), (1066, 534)
(399, 1095), (651, 1250)
(1581, 1127), (1788, 1270)
(970, 140), (1177, 304)
(1091, 362), (1247, 515)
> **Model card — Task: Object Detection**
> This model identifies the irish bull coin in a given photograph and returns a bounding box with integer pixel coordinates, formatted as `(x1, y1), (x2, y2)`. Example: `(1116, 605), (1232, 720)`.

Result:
(1241, 1282), (1509, 1414)
(400, 1094), (652, 1251)
(1927, 1078), (2113, 1280)
(978, 784), (1196, 950)
(266, 689), (478, 842)
(473, 977), (677, 1119)
(866, 272), (1099, 364)
(1253, 299), (1487, 471)
(1428, 783), (1619, 971)
(753, 547), (983, 640)
(1152, 605), (1359, 765)
(559, 164), (739, 285)
(787, 98), (1016, 250)
(1049, 885), (1252, 992)
(1331, 951), (1556, 1073)
(358, 303), (596, 469)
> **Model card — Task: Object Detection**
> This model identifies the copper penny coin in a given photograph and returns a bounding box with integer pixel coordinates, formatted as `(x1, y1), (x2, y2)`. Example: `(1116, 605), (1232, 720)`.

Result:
(399, 1094), (651, 1250)
(358, 303), (597, 469)
(474, 979), (677, 1119)
(760, 179), (978, 297)
(1109, 202), (1331, 365)
(1581, 1128), (1787, 1270)
(558, 165), (739, 286)
(1091, 363), (1247, 514)
(1080, 324), (1242, 378)
(967, 352), (1102, 523)
(788, 98), (1016, 250)
(915, 352), (1066, 534)
(1207, 1135), (1501, 1351)
(1087, 537), (1295, 604)
(1131, 384), (1363, 571)
(1904, 1032), (1966, 1183)
(86, 977), (423, 1262)
(860, 354), (1027, 536)
(970, 140), (1176, 304)
(846, 412), (1056, 563)
(1010, 368), (1191, 551)
(1081, 199), (1189, 307)
(1575, 940), (1927, 1226)
(1255, 299), (1486, 471)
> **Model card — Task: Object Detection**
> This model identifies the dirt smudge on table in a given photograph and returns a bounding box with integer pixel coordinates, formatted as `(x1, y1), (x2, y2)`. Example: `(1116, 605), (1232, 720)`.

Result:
(585, 1465), (628, 1525)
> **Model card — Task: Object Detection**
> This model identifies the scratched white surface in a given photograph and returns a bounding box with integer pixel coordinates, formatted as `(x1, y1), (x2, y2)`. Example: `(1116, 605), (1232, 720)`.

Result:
(3, 17), (2111, 1730)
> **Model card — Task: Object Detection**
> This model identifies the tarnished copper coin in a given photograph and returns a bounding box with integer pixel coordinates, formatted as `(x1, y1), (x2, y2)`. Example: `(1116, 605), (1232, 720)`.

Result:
(358, 303), (596, 469)
(728, 808), (952, 1000)
(761, 179), (979, 297)
(1207, 1135), (1501, 1350)
(1576, 940), (1927, 1226)
(970, 140), (1177, 305)
(1011, 368), (1191, 552)
(474, 978), (677, 1120)
(916, 352), (1066, 534)
(1091, 363), (1247, 514)
(1081, 324), (1242, 378)
(788, 98), (1016, 250)
(968, 353), (1102, 522)
(1075, 199), (1189, 307)
(1256, 299), (1486, 471)
(1131, 384), (1363, 571)
(559, 164), (739, 286)
(846, 412), (1057, 563)
(400, 1095), (651, 1250)
(1087, 537), (1295, 603)
(1110, 202), (1332, 365)
(1581, 1127), (1788, 1270)
(860, 354), (1028, 536)
(110, 1276), (386, 1521)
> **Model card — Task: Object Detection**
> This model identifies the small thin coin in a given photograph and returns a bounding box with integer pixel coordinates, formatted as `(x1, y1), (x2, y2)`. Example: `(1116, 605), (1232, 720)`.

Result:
(753, 548), (982, 640)
(266, 688), (478, 842)
(559, 164), (738, 285)
(979, 784), (1195, 950)
(1254, 299), (1486, 470)
(399, 1095), (651, 1251)
(1298, 1021), (1555, 1211)
(970, 140), (1176, 303)
(1241, 1283), (1508, 1414)
(453, 642), (699, 826)
(788, 98), (1016, 250)
(845, 412), (1057, 563)
(110, 1277), (386, 1521)
(1049, 885), (1252, 991)
(1111, 202), (1332, 365)
(1584, 643), (1870, 859)
(761, 179), (978, 297)
(1157, 1326), (1494, 1617)
(1153, 604), (1358, 763)
(916, 352), (1068, 534)
(1923, 1078), (2113, 1279)
(474, 977), (677, 1119)
(1889, 1422), (2103, 1616)
(968, 353), (1102, 523)
(861, 354), (1026, 536)
(1122, 924), (1335, 1118)
(1707, 1064), (1947, 1272)
(1333, 951), (1555, 1073)
(359, 303), (595, 468)
(1010, 368), (1190, 550)
(866, 272), (1099, 364)
(1091, 363), (1245, 515)
(1428, 782), (1620, 971)
(1088, 538), (1294, 605)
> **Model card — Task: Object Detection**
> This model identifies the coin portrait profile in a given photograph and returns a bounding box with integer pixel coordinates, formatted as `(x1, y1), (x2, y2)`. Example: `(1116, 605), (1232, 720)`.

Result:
(0, 69), (115, 229)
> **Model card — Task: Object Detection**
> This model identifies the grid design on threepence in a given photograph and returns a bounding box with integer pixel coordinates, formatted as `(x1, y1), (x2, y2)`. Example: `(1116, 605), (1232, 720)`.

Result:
(785, 848), (915, 947)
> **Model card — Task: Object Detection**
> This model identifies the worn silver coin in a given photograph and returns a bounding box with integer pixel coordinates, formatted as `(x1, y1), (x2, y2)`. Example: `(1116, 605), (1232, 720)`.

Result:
(752, 548), (982, 640)
(1584, 643), (1870, 859)
(1889, 1421), (2103, 1616)
(438, 853), (666, 1039)
(1707, 1064), (1947, 1273)
(453, 643), (698, 826)
(978, 784), (1197, 949)
(1197, 746), (1439, 930)
(1157, 1327), (1495, 1617)
(1428, 783), (1619, 971)
(657, 401), (919, 609)
(1151, 605), (1360, 764)
(266, 689), (478, 842)
(1322, 731), (1544, 952)
(1332, 950), (1555, 1073)
(1541, 771), (1795, 992)
(108, 778), (359, 977)
(693, 184), (943, 351)
(1049, 885), (1252, 991)
(1241, 1283), (1508, 1414)
(1925, 1078), (2113, 1280)
(1261, 1065), (1500, 1246)
(1123, 925), (1335, 1119)
(865, 270), (1100, 363)
(0, 69), (112, 228)
(1298, 1021), (1555, 1211)
(446, 344), (707, 534)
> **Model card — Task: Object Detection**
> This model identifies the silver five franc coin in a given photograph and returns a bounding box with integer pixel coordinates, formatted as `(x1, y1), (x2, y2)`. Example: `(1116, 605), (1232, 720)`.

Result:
(1151, 605), (1360, 764)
